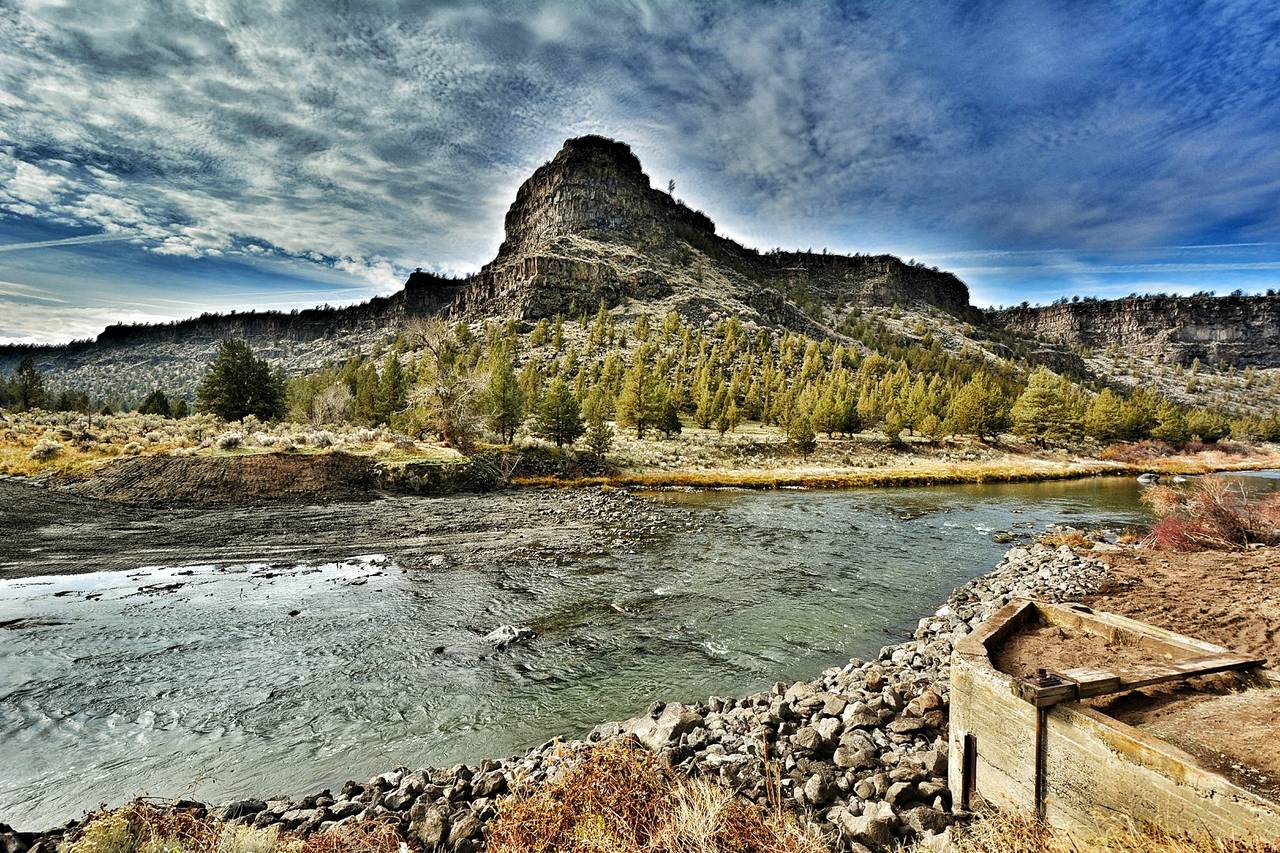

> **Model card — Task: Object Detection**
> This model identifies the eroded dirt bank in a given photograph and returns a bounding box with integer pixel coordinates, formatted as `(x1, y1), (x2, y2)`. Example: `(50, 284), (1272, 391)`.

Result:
(0, 476), (671, 579)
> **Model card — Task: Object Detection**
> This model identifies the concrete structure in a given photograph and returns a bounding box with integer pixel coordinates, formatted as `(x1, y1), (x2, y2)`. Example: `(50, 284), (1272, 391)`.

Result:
(949, 599), (1280, 841)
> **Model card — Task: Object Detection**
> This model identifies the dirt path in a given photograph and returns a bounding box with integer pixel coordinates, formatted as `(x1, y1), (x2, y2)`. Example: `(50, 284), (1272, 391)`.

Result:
(0, 478), (679, 579)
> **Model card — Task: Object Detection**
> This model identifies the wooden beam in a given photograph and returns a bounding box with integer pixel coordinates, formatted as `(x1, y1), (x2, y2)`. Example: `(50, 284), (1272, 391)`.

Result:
(1014, 653), (1265, 707)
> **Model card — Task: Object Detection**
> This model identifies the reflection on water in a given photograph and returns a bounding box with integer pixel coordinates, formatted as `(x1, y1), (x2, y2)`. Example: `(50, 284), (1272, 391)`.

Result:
(1, 472), (1275, 827)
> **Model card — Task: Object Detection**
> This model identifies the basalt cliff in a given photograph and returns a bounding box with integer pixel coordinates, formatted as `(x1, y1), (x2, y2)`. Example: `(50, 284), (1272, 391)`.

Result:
(993, 294), (1280, 368)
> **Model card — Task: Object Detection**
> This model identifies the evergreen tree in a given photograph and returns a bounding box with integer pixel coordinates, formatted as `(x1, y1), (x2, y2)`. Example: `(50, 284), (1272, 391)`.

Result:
(11, 357), (46, 412)
(534, 377), (585, 447)
(946, 373), (1008, 441)
(1084, 389), (1125, 442)
(788, 414), (817, 459)
(171, 398), (190, 419)
(1187, 408), (1230, 443)
(584, 406), (614, 460)
(658, 390), (683, 439)
(1151, 399), (1190, 444)
(138, 389), (172, 417)
(196, 340), (286, 422)
(484, 349), (525, 443)
(1011, 367), (1081, 446)
(374, 353), (409, 425)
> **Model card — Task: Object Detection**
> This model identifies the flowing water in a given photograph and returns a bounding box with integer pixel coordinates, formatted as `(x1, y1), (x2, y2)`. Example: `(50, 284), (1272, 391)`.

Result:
(3, 472), (1278, 827)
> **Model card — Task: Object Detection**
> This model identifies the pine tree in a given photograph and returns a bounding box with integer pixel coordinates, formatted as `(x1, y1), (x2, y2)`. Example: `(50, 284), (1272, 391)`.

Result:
(658, 390), (683, 439)
(534, 378), (585, 447)
(374, 352), (408, 425)
(196, 340), (286, 422)
(1084, 389), (1125, 442)
(485, 349), (525, 443)
(138, 389), (172, 417)
(1151, 399), (1190, 444)
(584, 406), (614, 460)
(788, 414), (817, 459)
(11, 357), (46, 412)
(946, 373), (1007, 441)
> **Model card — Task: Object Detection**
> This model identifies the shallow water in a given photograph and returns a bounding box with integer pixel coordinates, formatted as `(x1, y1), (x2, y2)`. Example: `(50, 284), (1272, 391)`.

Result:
(2, 473), (1277, 827)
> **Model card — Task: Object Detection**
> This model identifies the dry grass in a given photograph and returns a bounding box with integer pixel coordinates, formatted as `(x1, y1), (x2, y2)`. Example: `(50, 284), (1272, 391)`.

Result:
(1038, 529), (1094, 549)
(1141, 476), (1280, 550)
(58, 801), (403, 853)
(934, 808), (1280, 852)
(487, 739), (829, 853)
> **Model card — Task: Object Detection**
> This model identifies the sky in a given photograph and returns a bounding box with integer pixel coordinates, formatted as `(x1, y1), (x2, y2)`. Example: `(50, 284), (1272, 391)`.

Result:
(2, 0), (1279, 344)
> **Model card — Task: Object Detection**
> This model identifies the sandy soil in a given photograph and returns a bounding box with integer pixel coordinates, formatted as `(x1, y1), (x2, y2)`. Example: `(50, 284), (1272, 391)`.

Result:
(1086, 547), (1280, 664)
(0, 478), (685, 579)
(991, 616), (1177, 679)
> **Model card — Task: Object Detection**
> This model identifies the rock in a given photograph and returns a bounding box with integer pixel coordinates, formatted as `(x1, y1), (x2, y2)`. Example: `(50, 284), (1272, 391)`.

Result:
(839, 799), (897, 848)
(833, 746), (877, 771)
(802, 771), (834, 806)
(217, 798), (266, 820)
(624, 703), (704, 751)
(409, 804), (449, 848)
(447, 810), (484, 849)
(484, 625), (535, 649)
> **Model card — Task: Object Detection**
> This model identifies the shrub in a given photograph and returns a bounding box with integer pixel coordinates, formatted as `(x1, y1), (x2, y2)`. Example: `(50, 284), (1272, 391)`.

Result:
(29, 438), (63, 460)
(215, 432), (243, 451)
(59, 801), (404, 853)
(123, 442), (143, 456)
(488, 739), (827, 853)
(1141, 477), (1279, 550)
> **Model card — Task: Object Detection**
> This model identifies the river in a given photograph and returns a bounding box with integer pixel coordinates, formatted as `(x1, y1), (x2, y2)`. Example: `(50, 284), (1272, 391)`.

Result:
(2, 472), (1277, 828)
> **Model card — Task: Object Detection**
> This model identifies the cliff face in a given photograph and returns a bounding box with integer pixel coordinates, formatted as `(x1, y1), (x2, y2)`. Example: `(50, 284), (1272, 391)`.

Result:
(448, 135), (974, 321)
(992, 294), (1280, 368)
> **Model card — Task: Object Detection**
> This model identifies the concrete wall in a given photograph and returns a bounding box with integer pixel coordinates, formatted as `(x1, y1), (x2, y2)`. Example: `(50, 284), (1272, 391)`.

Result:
(949, 602), (1280, 841)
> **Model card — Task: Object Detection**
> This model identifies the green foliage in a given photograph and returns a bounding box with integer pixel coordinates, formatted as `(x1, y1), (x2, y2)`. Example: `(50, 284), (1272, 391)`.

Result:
(485, 346), (525, 443)
(196, 340), (286, 422)
(7, 356), (47, 412)
(1083, 388), (1125, 442)
(137, 389), (171, 417)
(1186, 408), (1231, 443)
(946, 373), (1009, 440)
(534, 377), (585, 447)
(584, 407), (614, 460)
(787, 414), (817, 458)
(1151, 398), (1190, 444)
(1010, 367), (1083, 446)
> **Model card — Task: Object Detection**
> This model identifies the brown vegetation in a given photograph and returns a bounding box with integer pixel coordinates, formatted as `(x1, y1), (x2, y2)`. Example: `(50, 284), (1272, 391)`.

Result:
(1141, 476), (1280, 550)
(487, 739), (828, 853)
(938, 808), (1280, 852)
(58, 802), (403, 853)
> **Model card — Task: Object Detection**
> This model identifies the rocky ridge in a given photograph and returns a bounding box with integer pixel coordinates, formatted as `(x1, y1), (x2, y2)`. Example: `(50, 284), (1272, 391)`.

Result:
(0, 136), (973, 398)
(992, 293), (1280, 368)
(5, 539), (1109, 852)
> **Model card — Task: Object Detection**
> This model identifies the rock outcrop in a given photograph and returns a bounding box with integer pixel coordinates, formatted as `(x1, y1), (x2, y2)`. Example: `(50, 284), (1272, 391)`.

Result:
(0, 136), (974, 398)
(992, 293), (1280, 368)
(448, 135), (974, 321)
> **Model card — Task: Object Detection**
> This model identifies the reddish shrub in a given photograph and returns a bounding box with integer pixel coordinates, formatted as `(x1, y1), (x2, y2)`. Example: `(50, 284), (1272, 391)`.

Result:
(1141, 476), (1280, 550)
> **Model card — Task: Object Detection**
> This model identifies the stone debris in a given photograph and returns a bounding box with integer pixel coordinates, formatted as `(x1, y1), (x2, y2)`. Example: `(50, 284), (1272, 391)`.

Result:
(8, 538), (1108, 853)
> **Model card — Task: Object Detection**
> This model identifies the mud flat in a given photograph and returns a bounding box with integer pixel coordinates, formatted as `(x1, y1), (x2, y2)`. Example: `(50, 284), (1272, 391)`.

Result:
(0, 476), (671, 579)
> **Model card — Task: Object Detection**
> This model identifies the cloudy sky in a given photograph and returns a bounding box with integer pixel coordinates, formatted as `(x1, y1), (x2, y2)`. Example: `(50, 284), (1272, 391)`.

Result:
(2, 0), (1279, 343)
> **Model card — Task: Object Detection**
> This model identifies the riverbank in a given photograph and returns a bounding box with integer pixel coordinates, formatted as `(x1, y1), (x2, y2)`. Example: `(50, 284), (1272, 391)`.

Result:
(5, 537), (1119, 851)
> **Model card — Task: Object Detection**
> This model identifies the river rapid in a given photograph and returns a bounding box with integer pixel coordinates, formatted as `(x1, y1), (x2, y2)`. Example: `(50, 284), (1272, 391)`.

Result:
(3, 472), (1278, 828)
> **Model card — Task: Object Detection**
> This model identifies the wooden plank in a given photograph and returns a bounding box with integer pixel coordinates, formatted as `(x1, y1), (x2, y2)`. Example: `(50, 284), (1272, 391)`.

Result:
(1116, 653), (1266, 691)
(956, 598), (1035, 659)
(1014, 654), (1264, 707)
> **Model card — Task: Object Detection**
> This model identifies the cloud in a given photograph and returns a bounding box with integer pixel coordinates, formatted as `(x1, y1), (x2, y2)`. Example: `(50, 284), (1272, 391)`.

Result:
(0, 0), (1277, 343)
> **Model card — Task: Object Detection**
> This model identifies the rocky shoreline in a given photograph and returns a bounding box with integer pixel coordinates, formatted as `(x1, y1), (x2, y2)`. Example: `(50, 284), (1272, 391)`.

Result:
(4, 538), (1110, 853)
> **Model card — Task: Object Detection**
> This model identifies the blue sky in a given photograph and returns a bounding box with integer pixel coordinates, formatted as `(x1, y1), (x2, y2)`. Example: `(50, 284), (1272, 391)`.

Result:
(2, 0), (1279, 343)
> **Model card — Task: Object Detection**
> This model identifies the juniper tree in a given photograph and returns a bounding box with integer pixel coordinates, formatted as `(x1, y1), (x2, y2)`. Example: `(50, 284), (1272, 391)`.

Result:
(196, 340), (286, 422)
(535, 377), (585, 447)
(485, 347), (525, 443)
